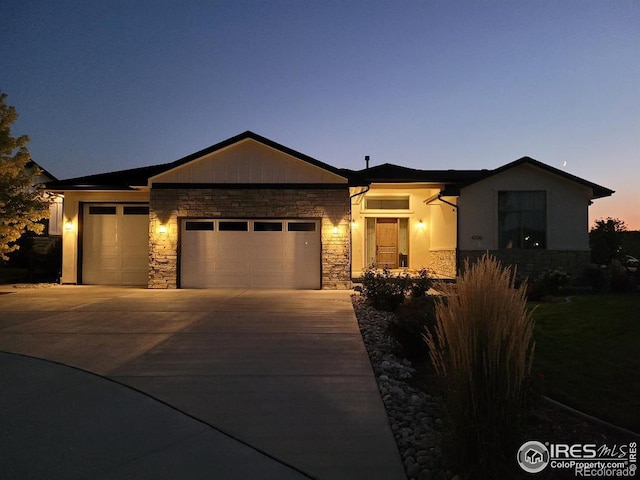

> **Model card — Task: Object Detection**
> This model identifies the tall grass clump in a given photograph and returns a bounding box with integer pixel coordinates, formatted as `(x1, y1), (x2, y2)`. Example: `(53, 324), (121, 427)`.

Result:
(425, 254), (535, 478)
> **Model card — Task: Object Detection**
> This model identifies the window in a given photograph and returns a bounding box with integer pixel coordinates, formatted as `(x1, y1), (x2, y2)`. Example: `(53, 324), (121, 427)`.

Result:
(88, 206), (116, 215)
(254, 221), (283, 232)
(185, 221), (214, 231)
(219, 221), (248, 231)
(288, 222), (316, 232)
(365, 196), (410, 210)
(498, 191), (546, 249)
(123, 206), (149, 215)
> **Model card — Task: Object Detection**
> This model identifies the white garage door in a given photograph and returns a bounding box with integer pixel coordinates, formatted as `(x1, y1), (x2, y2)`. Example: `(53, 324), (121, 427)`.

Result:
(82, 204), (149, 285)
(180, 219), (321, 289)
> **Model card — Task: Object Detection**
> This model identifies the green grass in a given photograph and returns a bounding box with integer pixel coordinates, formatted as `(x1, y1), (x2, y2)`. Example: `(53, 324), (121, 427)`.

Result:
(531, 293), (640, 432)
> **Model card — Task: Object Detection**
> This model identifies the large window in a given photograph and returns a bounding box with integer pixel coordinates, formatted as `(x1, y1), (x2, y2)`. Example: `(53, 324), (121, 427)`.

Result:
(498, 191), (546, 249)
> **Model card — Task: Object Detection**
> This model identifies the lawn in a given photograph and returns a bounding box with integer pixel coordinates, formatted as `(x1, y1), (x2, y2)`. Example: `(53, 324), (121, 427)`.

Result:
(531, 293), (640, 433)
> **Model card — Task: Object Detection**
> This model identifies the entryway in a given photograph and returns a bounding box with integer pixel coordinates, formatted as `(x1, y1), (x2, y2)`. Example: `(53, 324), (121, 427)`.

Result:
(366, 217), (409, 269)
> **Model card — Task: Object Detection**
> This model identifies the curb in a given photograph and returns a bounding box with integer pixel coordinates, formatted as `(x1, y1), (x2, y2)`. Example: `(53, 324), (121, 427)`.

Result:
(543, 396), (640, 440)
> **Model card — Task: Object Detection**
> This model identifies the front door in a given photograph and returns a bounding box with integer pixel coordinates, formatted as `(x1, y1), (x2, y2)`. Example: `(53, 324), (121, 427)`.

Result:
(376, 218), (398, 268)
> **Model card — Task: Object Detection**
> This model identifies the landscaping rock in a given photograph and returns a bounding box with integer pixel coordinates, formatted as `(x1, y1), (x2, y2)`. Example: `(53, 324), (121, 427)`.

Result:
(352, 295), (453, 480)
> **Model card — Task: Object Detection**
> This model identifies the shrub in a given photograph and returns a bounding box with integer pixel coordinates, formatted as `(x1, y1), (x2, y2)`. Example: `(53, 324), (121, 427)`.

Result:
(424, 254), (535, 478)
(361, 267), (409, 311)
(361, 267), (435, 311)
(535, 268), (570, 297)
(609, 259), (636, 293)
(407, 268), (433, 297)
(387, 295), (437, 359)
(581, 264), (609, 293)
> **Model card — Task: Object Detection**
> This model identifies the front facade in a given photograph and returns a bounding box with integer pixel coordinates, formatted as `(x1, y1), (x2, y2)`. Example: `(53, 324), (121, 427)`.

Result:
(46, 132), (613, 289)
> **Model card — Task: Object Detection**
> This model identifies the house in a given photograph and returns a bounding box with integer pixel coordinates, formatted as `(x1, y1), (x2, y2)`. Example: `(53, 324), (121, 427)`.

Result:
(45, 131), (613, 289)
(525, 449), (543, 464)
(27, 160), (63, 237)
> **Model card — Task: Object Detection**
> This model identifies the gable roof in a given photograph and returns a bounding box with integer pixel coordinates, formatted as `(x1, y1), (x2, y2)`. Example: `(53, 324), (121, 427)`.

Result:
(357, 157), (614, 199)
(46, 131), (366, 190)
(468, 156), (614, 199)
(46, 134), (613, 200)
(161, 131), (355, 181)
(26, 160), (58, 184)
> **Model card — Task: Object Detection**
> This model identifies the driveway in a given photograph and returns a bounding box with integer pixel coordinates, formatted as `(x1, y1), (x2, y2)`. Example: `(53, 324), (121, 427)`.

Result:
(0, 286), (405, 479)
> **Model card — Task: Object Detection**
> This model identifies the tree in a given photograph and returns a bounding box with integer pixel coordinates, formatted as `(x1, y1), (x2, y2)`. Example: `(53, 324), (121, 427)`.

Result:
(0, 93), (51, 261)
(589, 217), (627, 265)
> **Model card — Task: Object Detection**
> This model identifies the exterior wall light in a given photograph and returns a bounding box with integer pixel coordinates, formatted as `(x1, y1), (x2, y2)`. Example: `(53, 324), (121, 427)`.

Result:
(64, 221), (74, 231)
(158, 225), (168, 234)
(332, 226), (339, 235)
(417, 219), (426, 230)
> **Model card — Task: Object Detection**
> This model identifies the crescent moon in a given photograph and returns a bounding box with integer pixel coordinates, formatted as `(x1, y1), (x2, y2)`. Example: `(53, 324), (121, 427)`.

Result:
(562, 161), (567, 167)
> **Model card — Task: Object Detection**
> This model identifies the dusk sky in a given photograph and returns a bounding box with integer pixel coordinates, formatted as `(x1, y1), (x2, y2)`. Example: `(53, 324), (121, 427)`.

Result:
(2, 1), (639, 228)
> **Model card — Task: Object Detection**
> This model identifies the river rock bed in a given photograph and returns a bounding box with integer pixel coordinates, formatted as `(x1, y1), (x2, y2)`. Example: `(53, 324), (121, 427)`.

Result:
(352, 295), (454, 480)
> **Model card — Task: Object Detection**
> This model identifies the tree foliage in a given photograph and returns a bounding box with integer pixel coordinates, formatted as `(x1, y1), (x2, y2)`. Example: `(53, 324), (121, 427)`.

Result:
(0, 93), (51, 261)
(589, 217), (627, 265)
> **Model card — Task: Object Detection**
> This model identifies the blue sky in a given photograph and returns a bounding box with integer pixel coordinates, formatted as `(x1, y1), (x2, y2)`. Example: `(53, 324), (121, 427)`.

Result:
(2, 0), (639, 228)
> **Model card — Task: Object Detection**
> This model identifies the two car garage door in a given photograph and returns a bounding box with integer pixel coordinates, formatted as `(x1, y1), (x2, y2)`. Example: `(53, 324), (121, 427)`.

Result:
(180, 219), (321, 289)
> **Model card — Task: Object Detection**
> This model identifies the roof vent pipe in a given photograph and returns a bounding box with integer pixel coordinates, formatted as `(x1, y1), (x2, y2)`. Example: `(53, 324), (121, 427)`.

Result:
(365, 155), (370, 169)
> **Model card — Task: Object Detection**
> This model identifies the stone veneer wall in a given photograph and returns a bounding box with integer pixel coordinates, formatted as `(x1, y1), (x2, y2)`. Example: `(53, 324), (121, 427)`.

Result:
(148, 188), (351, 289)
(458, 250), (591, 280)
(428, 250), (457, 278)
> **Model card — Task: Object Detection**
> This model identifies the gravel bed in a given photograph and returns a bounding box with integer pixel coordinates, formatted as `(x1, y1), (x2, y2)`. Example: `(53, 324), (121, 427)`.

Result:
(352, 295), (454, 480)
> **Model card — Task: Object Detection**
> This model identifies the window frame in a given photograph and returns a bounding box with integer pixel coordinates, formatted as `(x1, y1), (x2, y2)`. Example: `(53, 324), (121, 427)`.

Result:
(363, 195), (411, 212)
(497, 190), (547, 249)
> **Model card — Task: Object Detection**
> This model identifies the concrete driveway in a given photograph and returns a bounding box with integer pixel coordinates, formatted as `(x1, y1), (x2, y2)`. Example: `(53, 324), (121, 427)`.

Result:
(0, 286), (405, 480)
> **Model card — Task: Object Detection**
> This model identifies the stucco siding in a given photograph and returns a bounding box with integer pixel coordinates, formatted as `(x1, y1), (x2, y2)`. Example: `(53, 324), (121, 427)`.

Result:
(458, 163), (592, 251)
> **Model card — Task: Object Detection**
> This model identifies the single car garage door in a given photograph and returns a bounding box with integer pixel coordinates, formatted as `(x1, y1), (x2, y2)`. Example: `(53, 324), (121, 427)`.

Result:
(82, 204), (149, 285)
(180, 219), (321, 289)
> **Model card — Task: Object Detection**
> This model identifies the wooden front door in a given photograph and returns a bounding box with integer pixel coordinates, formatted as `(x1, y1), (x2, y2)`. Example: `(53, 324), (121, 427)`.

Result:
(376, 218), (398, 268)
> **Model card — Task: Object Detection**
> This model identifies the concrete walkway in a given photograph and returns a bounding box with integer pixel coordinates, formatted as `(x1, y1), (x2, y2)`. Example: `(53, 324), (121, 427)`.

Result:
(0, 286), (405, 479)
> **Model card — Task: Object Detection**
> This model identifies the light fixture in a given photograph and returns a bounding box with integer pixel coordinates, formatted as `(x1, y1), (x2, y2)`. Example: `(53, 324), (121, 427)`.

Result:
(332, 226), (339, 235)
(64, 221), (74, 231)
(158, 225), (167, 234)
(417, 219), (426, 230)
(351, 218), (357, 228)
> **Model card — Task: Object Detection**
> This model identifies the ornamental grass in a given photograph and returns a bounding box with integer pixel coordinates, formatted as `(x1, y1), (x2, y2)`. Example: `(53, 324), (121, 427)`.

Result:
(424, 254), (535, 478)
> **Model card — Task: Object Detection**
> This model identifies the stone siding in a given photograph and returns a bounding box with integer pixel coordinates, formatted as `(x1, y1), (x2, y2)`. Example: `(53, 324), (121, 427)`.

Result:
(458, 249), (591, 280)
(428, 250), (457, 278)
(149, 188), (351, 289)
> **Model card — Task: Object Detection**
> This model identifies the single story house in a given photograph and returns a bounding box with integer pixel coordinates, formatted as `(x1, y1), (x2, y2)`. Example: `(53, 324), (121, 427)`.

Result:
(45, 131), (613, 289)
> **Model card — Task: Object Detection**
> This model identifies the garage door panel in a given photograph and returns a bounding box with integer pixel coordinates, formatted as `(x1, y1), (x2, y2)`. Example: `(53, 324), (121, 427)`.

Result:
(180, 219), (320, 289)
(82, 204), (149, 286)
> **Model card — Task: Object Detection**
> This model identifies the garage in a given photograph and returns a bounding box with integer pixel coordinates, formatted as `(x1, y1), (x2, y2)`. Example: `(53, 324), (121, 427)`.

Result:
(180, 219), (321, 288)
(82, 204), (149, 285)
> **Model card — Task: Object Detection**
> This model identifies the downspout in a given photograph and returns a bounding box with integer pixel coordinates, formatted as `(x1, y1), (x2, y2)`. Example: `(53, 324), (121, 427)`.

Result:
(350, 185), (370, 201)
(437, 193), (459, 276)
